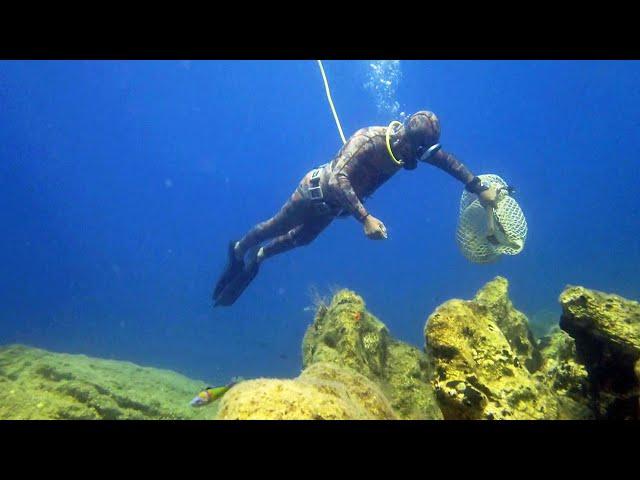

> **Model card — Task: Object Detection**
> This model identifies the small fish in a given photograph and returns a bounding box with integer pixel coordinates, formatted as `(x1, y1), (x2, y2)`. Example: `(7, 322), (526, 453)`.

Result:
(189, 378), (243, 407)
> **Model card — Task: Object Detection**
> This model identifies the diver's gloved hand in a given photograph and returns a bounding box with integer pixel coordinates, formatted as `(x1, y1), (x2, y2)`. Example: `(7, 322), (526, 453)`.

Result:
(477, 184), (498, 209)
(363, 214), (388, 240)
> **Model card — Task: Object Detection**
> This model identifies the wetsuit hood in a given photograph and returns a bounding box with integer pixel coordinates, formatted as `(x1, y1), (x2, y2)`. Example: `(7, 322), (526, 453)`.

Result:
(402, 111), (441, 170)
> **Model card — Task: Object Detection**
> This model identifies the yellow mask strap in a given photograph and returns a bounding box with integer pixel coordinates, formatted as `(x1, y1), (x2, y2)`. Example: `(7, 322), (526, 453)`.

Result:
(385, 121), (404, 167)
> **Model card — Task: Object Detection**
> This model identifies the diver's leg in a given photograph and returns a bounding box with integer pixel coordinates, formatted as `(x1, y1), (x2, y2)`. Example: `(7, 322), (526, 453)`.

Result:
(214, 217), (333, 307)
(234, 190), (306, 259)
(213, 190), (306, 304)
(258, 215), (334, 261)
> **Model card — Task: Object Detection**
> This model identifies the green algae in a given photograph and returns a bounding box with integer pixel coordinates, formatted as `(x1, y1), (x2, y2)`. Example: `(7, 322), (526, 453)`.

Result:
(534, 327), (593, 419)
(425, 277), (593, 419)
(0, 344), (216, 420)
(560, 286), (640, 357)
(559, 286), (640, 419)
(302, 289), (442, 419)
(474, 277), (542, 372)
(5, 280), (638, 421)
(216, 362), (398, 420)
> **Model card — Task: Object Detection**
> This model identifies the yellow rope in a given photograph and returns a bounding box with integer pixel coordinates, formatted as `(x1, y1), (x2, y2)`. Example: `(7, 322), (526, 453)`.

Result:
(317, 60), (347, 145)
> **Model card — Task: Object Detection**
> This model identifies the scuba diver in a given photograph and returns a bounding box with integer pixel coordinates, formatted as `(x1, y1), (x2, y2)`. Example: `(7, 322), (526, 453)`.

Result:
(213, 110), (499, 307)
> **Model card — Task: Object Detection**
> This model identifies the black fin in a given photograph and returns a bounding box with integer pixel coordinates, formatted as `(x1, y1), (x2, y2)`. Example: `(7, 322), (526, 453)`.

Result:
(213, 240), (244, 303)
(214, 248), (260, 307)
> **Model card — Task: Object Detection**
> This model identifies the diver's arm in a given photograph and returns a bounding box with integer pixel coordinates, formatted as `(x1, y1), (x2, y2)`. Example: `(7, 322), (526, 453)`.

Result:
(336, 173), (369, 222)
(336, 155), (388, 239)
(333, 136), (375, 223)
(423, 148), (487, 194)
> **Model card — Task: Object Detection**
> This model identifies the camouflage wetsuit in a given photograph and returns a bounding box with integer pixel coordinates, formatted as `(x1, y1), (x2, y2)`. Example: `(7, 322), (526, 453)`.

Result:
(235, 112), (477, 260)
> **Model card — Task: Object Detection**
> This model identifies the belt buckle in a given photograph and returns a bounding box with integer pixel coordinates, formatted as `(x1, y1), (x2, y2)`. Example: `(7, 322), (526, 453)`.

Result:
(309, 185), (323, 200)
(309, 169), (323, 199)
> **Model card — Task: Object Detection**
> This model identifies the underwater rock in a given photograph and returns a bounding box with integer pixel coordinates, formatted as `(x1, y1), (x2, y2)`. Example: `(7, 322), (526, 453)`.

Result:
(636, 359), (640, 414)
(0, 344), (212, 420)
(383, 340), (443, 420)
(559, 286), (640, 419)
(534, 327), (593, 419)
(424, 277), (591, 420)
(298, 363), (398, 419)
(473, 277), (542, 372)
(216, 362), (397, 420)
(302, 289), (442, 419)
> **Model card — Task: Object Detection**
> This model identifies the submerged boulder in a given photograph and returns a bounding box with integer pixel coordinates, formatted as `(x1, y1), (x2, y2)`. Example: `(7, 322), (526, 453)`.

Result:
(534, 328), (593, 419)
(424, 277), (592, 420)
(302, 289), (442, 419)
(216, 362), (397, 420)
(474, 277), (542, 372)
(636, 359), (640, 414)
(0, 344), (212, 420)
(559, 286), (640, 419)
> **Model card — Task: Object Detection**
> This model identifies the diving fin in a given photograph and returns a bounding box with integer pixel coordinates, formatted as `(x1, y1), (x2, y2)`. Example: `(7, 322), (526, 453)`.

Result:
(214, 248), (261, 307)
(213, 240), (245, 303)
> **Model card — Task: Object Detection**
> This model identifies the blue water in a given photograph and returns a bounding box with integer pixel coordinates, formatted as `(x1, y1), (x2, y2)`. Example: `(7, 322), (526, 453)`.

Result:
(1, 60), (639, 384)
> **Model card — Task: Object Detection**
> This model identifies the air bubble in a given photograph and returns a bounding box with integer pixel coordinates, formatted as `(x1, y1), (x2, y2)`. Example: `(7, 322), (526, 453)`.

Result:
(363, 60), (403, 119)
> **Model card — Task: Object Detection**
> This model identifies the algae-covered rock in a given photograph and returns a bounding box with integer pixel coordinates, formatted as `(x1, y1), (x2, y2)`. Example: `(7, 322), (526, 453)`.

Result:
(424, 277), (590, 420)
(383, 340), (443, 420)
(0, 344), (213, 420)
(216, 379), (356, 420)
(534, 328), (593, 419)
(302, 289), (442, 419)
(636, 359), (640, 415)
(426, 300), (553, 419)
(559, 286), (640, 357)
(302, 290), (389, 379)
(559, 286), (640, 419)
(298, 362), (397, 419)
(474, 277), (541, 372)
(216, 362), (397, 420)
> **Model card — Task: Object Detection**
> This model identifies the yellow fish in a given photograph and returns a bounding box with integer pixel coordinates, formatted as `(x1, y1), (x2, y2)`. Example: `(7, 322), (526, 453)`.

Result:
(189, 378), (241, 407)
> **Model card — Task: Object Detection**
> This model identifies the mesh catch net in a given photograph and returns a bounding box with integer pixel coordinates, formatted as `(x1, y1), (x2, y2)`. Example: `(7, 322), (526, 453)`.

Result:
(456, 174), (527, 264)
